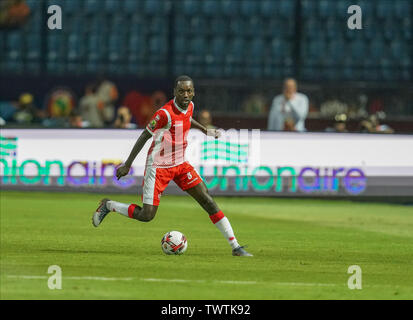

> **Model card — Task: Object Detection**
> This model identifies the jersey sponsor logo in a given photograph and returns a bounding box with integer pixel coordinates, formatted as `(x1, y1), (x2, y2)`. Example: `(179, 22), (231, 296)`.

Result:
(187, 177), (198, 185)
(149, 119), (157, 130)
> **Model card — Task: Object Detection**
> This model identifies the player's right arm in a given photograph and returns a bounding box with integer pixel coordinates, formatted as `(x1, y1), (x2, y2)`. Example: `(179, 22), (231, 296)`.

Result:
(116, 109), (168, 180)
(116, 129), (152, 180)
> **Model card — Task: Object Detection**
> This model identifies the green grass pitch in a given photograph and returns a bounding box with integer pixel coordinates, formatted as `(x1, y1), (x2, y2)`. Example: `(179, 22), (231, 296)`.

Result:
(1, 191), (412, 300)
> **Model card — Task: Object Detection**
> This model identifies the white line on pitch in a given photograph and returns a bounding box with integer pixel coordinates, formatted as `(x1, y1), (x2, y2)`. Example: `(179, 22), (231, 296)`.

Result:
(6, 275), (337, 287)
(141, 278), (257, 285)
(7, 275), (133, 281)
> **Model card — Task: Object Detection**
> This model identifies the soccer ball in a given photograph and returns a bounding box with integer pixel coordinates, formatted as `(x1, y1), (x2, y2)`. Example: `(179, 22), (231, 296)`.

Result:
(161, 231), (188, 255)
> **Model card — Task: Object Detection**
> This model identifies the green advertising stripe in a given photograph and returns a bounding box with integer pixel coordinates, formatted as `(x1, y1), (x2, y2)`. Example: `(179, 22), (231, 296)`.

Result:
(202, 141), (249, 148)
(202, 148), (248, 157)
(0, 136), (17, 141)
(0, 143), (16, 149)
(0, 151), (10, 156)
(201, 155), (248, 163)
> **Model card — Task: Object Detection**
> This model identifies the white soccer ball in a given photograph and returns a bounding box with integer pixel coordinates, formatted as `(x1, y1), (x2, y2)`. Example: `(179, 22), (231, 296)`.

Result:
(161, 231), (188, 255)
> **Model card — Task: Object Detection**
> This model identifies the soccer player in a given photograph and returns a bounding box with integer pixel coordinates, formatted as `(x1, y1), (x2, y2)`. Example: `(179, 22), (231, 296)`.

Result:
(92, 75), (252, 257)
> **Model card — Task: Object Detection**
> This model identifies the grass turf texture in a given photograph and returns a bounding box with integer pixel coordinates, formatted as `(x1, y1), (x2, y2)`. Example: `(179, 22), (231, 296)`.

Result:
(1, 191), (412, 300)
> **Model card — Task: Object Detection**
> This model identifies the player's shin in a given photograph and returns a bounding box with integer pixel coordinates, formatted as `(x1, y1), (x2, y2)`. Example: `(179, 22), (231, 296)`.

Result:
(209, 211), (240, 249)
(106, 201), (140, 219)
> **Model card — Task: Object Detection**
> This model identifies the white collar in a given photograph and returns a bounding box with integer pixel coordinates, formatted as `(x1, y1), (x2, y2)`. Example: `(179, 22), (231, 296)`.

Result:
(173, 98), (188, 114)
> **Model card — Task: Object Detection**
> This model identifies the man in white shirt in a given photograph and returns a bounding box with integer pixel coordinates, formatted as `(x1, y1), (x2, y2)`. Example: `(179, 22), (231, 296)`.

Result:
(267, 78), (309, 132)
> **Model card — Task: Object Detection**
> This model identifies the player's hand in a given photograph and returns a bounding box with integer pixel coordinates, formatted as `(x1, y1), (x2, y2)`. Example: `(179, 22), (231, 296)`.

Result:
(116, 164), (131, 180)
(206, 128), (221, 139)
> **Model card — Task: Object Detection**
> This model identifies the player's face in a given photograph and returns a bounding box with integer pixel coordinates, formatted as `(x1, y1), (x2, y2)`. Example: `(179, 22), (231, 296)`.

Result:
(174, 81), (195, 108)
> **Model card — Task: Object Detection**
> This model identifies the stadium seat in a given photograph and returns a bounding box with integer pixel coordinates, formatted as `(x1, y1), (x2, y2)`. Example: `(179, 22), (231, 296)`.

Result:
(376, 1), (393, 19)
(26, 33), (41, 63)
(318, 0), (332, 19)
(181, 0), (200, 16)
(335, 0), (349, 19)
(259, 0), (276, 18)
(84, 0), (99, 14)
(146, 16), (167, 35)
(402, 18), (412, 40)
(23, 10), (42, 33)
(188, 37), (207, 67)
(240, 0), (258, 17)
(269, 38), (287, 63)
(123, 0), (140, 12)
(244, 17), (263, 37)
(190, 16), (207, 35)
(149, 35), (168, 55)
(394, 0), (410, 19)
(248, 38), (265, 62)
(304, 18), (322, 40)
(209, 17), (228, 35)
(104, 0), (122, 13)
(111, 14), (129, 35)
(221, 0), (239, 16)
(87, 33), (106, 62)
(301, 0), (316, 18)
(46, 34), (65, 73)
(25, 0), (42, 10)
(65, 14), (85, 35)
(87, 15), (107, 34)
(67, 33), (84, 59)
(5, 32), (23, 73)
(201, 0), (219, 17)
(173, 35), (186, 55)
(108, 33), (125, 62)
(226, 37), (245, 64)
(229, 19), (244, 36)
(349, 39), (367, 62)
(324, 18), (340, 40)
(381, 17), (397, 41)
(143, 0), (170, 16)
(279, 0), (295, 19)
(62, 0), (83, 14)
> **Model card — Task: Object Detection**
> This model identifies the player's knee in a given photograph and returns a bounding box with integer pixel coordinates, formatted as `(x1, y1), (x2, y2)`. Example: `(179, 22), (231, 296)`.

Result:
(138, 208), (155, 222)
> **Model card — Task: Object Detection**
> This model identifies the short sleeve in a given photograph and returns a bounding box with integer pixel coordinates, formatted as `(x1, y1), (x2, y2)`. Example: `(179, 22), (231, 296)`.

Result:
(146, 109), (169, 135)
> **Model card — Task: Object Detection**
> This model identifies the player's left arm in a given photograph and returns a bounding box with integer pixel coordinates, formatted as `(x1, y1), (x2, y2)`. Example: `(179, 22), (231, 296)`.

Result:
(191, 118), (221, 139)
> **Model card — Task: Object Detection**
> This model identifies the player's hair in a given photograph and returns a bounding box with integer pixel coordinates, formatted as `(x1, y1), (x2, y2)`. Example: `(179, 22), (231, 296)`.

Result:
(174, 75), (194, 88)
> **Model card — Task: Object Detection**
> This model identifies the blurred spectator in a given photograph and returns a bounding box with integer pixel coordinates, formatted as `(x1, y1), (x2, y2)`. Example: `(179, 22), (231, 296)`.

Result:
(360, 112), (394, 134)
(268, 78), (309, 132)
(79, 83), (104, 128)
(0, 101), (18, 121)
(0, 0), (30, 29)
(68, 110), (84, 128)
(320, 99), (348, 118)
(114, 106), (137, 129)
(122, 91), (154, 128)
(198, 110), (216, 129)
(242, 93), (267, 115)
(46, 88), (75, 118)
(96, 78), (118, 125)
(325, 114), (349, 133)
(14, 93), (44, 124)
(152, 90), (168, 108)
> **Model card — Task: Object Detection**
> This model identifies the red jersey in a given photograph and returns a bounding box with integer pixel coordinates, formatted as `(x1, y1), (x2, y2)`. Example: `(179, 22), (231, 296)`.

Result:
(145, 98), (194, 168)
